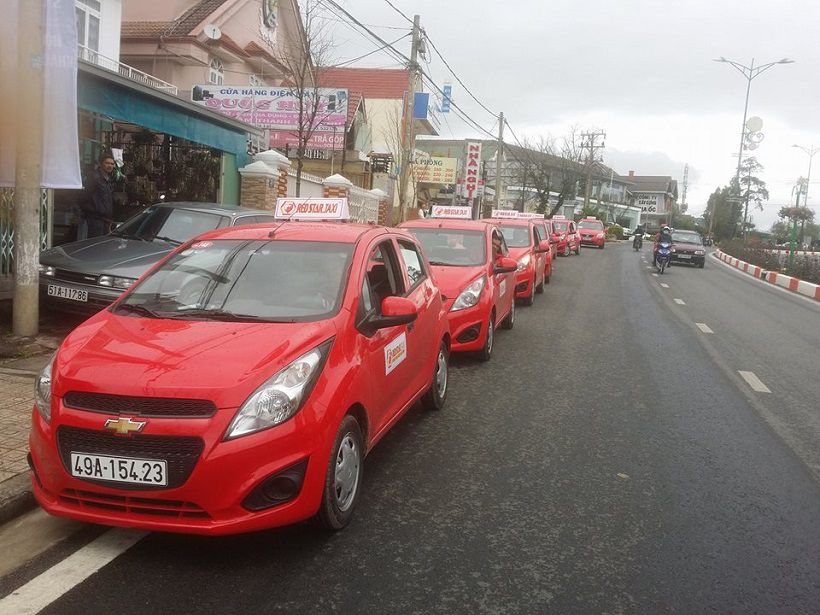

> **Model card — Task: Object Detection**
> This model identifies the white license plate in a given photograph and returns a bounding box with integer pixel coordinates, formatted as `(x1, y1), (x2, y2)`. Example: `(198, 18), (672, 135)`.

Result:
(48, 284), (88, 302)
(70, 452), (168, 486)
(678, 254), (692, 259)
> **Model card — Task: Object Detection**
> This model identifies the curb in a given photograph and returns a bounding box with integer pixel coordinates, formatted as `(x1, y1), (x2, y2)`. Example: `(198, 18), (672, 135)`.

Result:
(714, 250), (820, 301)
(0, 472), (35, 526)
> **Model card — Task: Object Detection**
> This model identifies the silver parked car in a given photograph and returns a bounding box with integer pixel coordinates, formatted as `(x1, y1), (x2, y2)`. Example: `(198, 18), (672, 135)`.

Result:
(39, 202), (279, 314)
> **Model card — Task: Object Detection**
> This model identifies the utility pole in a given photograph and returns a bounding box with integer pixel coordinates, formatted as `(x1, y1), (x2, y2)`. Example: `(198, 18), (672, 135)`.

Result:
(677, 163), (688, 228)
(494, 112), (504, 210)
(399, 14), (421, 222)
(13, 0), (45, 336)
(580, 130), (606, 211)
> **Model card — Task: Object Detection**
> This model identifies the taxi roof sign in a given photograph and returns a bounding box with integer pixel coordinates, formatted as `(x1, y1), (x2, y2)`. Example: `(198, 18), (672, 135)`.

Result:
(552, 214), (567, 219)
(275, 198), (350, 221)
(431, 205), (472, 219)
(517, 212), (545, 219)
(583, 216), (599, 220)
(490, 209), (519, 219)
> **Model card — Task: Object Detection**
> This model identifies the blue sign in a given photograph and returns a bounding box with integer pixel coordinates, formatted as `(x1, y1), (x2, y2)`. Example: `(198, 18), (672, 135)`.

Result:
(441, 83), (452, 113)
(413, 92), (430, 119)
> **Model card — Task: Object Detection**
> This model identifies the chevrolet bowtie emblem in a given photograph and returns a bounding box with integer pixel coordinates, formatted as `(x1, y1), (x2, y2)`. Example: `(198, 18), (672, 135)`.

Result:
(103, 417), (146, 436)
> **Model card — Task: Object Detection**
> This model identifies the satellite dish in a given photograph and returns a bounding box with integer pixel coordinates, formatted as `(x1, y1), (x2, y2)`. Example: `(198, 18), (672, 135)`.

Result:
(746, 116), (763, 132)
(203, 24), (222, 40)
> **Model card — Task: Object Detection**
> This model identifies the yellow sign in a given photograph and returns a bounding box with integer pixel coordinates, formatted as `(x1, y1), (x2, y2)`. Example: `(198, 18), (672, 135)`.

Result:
(413, 157), (458, 184)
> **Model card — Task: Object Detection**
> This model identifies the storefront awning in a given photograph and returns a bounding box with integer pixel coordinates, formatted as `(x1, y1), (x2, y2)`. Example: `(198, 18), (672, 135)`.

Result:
(77, 62), (260, 167)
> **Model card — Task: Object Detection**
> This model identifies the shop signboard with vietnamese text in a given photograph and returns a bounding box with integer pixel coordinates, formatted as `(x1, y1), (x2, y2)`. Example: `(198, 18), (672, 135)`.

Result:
(635, 192), (665, 214)
(192, 85), (348, 150)
(413, 156), (458, 184)
(463, 142), (482, 200)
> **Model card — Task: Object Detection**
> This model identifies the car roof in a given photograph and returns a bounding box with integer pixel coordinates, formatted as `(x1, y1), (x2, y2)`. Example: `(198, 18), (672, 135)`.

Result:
(401, 219), (492, 233)
(193, 221), (392, 244)
(489, 218), (534, 227)
(157, 201), (277, 218)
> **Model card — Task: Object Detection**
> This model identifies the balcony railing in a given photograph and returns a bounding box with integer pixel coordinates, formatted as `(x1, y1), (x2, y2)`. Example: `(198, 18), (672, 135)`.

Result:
(78, 45), (178, 96)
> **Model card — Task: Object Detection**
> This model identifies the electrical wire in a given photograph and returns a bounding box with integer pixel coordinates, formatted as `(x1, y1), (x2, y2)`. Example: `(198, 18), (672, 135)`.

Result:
(330, 33), (411, 68)
(383, 0), (415, 25)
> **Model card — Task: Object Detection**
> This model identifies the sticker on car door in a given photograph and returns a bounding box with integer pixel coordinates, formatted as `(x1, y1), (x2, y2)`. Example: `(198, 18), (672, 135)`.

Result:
(384, 332), (407, 375)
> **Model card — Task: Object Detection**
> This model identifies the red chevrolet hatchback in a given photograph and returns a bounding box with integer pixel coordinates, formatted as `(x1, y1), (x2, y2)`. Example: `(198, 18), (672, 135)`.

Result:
(401, 219), (517, 361)
(29, 222), (451, 535)
(493, 219), (551, 306)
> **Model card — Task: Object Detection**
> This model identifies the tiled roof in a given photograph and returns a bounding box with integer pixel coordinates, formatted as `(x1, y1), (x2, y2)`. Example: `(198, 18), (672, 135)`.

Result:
(318, 67), (409, 100)
(122, 0), (232, 39)
(347, 91), (363, 126)
(121, 21), (175, 38)
(630, 176), (675, 193)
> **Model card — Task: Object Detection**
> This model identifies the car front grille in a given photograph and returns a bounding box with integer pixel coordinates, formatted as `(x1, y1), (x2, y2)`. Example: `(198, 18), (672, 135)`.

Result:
(63, 392), (217, 418)
(57, 426), (204, 490)
(59, 488), (210, 519)
(53, 269), (100, 285)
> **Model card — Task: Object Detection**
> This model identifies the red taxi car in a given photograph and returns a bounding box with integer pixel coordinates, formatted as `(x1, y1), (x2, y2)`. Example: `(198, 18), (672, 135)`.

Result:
(578, 216), (606, 249)
(401, 219), (517, 362)
(29, 222), (450, 535)
(492, 219), (551, 306)
(551, 216), (581, 256)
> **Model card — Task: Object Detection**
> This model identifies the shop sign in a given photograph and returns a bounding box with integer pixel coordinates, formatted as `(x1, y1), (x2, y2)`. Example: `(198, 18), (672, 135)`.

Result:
(275, 198), (349, 220)
(431, 205), (471, 219)
(413, 157), (458, 184)
(269, 129), (345, 150)
(192, 85), (348, 131)
(635, 192), (665, 214)
(464, 142), (482, 200)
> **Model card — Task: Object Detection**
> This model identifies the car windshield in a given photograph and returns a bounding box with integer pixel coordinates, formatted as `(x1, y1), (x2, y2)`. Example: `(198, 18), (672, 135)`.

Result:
(578, 220), (604, 230)
(115, 239), (353, 321)
(408, 228), (486, 266)
(499, 226), (532, 247)
(113, 206), (225, 244)
(553, 221), (568, 232)
(672, 232), (703, 245)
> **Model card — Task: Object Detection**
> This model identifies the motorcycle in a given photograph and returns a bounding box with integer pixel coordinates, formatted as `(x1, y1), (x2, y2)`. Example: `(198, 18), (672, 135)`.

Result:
(655, 240), (672, 274)
(633, 234), (643, 251)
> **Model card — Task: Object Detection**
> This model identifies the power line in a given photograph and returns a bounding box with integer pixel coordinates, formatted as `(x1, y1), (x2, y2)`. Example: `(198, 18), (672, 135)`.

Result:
(330, 33), (411, 67)
(382, 0), (414, 25)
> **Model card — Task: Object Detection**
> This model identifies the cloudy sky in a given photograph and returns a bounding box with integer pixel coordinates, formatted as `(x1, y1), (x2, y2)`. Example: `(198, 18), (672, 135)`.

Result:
(327, 0), (820, 230)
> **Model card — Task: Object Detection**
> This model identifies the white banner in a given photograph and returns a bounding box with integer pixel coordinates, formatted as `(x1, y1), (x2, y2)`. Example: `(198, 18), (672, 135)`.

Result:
(516, 212), (545, 219)
(431, 205), (471, 219)
(275, 198), (349, 220)
(0, 0), (81, 188)
(491, 209), (519, 219)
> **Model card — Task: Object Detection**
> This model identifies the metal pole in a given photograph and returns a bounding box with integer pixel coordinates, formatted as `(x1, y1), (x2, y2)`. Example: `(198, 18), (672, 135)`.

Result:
(494, 112), (504, 209)
(399, 14), (421, 222)
(734, 59), (754, 190)
(804, 148), (813, 207)
(13, 0), (44, 336)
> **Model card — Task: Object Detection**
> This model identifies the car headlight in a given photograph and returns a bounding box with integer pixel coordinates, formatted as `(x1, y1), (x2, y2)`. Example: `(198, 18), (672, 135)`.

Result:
(560, 234), (566, 240)
(671, 247), (677, 253)
(450, 275), (486, 312)
(35, 354), (56, 423)
(516, 254), (531, 271)
(597, 232), (605, 238)
(99, 275), (137, 289)
(695, 250), (705, 255)
(225, 340), (333, 439)
(38, 265), (55, 277)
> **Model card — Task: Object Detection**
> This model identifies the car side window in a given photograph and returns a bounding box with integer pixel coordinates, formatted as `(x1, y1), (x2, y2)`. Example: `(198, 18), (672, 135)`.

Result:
(534, 225), (544, 243)
(491, 230), (507, 259)
(397, 240), (427, 292)
(361, 242), (404, 317)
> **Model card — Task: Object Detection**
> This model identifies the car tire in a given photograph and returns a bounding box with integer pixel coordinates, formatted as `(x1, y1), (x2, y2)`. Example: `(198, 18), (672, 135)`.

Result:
(316, 415), (364, 531)
(544, 274), (551, 285)
(479, 317), (494, 362)
(501, 300), (515, 330)
(574, 244), (581, 255)
(698, 262), (705, 269)
(563, 244), (570, 257)
(520, 278), (535, 306)
(535, 276), (544, 294)
(421, 342), (449, 411)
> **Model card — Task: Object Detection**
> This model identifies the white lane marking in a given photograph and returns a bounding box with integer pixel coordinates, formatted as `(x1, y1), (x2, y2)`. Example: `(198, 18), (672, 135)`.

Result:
(0, 529), (147, 615)
(738, 370), (772, 393)
(660, 283), (670, 288)
(651, 273), (659, 277)
(674, 298), (686, 305)
(646, 266), (654, 270)
(695, 322), (714, 334)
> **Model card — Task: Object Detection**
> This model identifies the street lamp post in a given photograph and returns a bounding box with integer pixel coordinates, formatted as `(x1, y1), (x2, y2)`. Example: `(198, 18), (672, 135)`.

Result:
(791, 144), (819, 209)
(712, 56), (794, 238)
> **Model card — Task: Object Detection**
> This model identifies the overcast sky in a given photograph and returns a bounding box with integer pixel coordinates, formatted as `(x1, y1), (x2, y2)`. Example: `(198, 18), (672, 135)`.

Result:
(328, 0), (820, 230)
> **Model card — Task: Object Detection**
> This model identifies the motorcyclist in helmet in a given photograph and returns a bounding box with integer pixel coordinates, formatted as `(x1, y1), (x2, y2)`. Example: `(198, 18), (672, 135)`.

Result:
(653, 225), (673, 266)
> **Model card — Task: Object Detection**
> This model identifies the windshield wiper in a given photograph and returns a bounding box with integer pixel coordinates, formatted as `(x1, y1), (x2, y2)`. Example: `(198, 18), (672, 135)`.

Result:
(153, 235), (182, 245)
(112, 303), (161, 318)
(427, 260), (453, 266)
(169, 308), (294, 323)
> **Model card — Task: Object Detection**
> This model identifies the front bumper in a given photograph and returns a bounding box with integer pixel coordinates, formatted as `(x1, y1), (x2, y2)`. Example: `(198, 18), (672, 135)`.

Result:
(670, 253), (705, 266)
(513, 267), (533, 298)
(580, 236), (605, 247)
(28, 396), (333, 535)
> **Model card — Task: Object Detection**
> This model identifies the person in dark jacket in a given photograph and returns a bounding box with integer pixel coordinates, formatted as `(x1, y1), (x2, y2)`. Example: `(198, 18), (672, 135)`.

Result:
(80, 154), (116, 239)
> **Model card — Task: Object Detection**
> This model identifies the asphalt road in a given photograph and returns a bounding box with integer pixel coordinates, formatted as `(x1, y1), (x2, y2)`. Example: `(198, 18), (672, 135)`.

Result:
(3, 242), (820, 614)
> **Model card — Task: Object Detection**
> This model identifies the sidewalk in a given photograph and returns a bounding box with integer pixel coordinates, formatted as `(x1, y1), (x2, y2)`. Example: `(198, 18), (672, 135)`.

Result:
(0, 334), (63, 525)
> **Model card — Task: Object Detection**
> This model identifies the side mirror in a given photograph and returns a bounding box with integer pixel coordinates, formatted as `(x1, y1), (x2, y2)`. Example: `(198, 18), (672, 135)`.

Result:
(536, 240), (551, 253)
(493, 256), (517, 274)
(358, 296), (418, 336)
